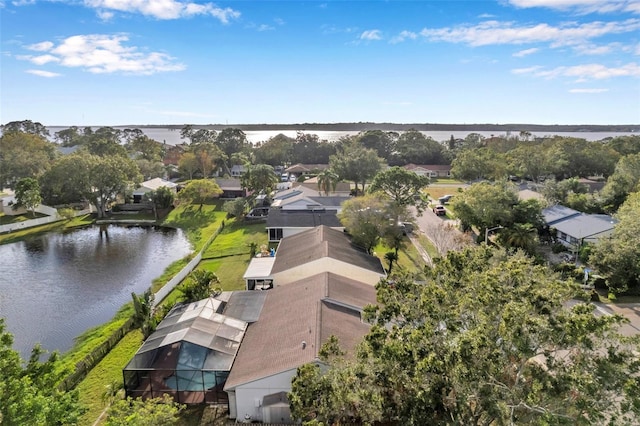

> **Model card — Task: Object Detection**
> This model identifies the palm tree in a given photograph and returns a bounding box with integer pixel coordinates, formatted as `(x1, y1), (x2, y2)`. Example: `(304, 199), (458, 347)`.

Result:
(385, 251), (399, 275)
(131, 290), (155, 339)
(180, 270), (220, 302)
(500, 223), (538, 254)
(317, 169), (340, 196)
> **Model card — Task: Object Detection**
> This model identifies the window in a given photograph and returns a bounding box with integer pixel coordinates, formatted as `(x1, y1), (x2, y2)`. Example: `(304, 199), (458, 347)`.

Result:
(269, 228), (283, 241)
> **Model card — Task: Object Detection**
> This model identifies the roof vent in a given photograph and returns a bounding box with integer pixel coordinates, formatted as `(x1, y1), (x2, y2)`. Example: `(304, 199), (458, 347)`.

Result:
(302, 341), (307, 349)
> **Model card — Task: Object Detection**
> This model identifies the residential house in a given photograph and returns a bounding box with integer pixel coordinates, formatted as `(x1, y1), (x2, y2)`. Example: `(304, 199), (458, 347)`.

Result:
(132, 178), (178, 203)
(230, 165), (246, 178)
(266, 208), (343, 242)
(284, 163), (330, 180)
(224, 272), (377, 423)
(243, 225), (386, 290)
(270, 184), (350, 211)
(215, 178), (247, 199)
(123, 292), (266, 405)
(403, 164), (452, 178)
(542, 205), (616, 248)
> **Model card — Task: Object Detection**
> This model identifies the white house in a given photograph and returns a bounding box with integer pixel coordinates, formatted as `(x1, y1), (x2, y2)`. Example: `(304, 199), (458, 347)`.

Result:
(132, 178), (178, 203)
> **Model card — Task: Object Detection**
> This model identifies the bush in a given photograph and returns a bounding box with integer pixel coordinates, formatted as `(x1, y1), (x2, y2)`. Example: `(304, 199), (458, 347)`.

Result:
(551, 242), (565, 253)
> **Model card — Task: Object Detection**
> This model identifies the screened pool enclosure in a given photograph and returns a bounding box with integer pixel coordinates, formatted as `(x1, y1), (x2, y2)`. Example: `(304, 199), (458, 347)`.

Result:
(123, 295), (256, 404)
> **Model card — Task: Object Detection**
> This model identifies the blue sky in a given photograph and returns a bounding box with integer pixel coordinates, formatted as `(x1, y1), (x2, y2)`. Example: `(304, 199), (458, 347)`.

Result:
(1, 0), (639, 126)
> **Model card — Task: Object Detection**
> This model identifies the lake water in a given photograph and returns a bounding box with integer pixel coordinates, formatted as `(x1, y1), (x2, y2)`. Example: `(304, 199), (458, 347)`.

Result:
(46, 126), (637, 146)
(0, 225), (192, 358)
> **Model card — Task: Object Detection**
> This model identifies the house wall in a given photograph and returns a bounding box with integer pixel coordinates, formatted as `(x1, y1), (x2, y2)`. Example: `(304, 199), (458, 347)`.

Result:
(229, 369), (297, 422)
(556, 228), (614, 247)
(272, 258), (383, 286)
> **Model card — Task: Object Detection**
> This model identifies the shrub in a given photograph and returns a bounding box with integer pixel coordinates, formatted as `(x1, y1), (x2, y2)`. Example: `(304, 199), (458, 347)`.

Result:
(551, 242), (565, 253)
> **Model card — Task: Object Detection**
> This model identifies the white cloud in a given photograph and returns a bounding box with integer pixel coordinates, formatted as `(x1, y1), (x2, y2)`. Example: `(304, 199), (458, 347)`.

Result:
(97, 9), (114, 20)
(360, 29), (382, 41)
(507, 0), (640, 14)
(18, 34), (185, 75)
(478, 13), (496, 18)
(569, 88), (609, 93)
(27, 41), (54, 51)
(12, 0), (35, 5)
(83, 0), (240, 22)
(257, 24), (274, 32)
(512, 62), (640, 80)
(420, 19), (640, 48)
(390, 30), (417, 44)
(26, 69), (61, 77)
(274, 17), (284, 26)
(513, 47), (539, 57)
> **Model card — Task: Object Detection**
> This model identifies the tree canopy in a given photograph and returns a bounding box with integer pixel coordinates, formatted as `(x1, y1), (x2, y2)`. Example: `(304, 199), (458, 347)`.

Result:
(14, 177), (42, 217)
(177, 179), (223, 210)
(330, 141), (384, 194)
(290, 247), (640, 425)
(590, 191), (640, 294)
(0, 319), (83, 425)
(368, 166), (430, 213)
(241, 164), (279, 195)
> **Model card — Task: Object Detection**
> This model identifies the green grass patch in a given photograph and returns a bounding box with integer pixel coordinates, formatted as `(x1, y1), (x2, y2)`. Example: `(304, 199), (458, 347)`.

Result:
(202, 220), (267, 259)
(425, 186), (466, 201)
(162, 202), (226, 251)
(150, 255), (195, 293)
(75, 330), (144, 426)
(58, 304), (134, 375)
(105, 212), (157, 221)
(198, 256), (249, 291)
(417, 234), (440, 260)
(373, 237), (428, 275)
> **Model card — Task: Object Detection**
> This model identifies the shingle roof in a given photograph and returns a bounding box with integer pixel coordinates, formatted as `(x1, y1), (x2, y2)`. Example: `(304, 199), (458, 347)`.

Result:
(215, 178), (243, 190)
(553, 214), (616, 240)
(270, 226), (385, 275)
(224, 272), (376, 390)
(285, 164), (329, 173)
(266, 209), (342, 229)
(542, 205), (581, 226)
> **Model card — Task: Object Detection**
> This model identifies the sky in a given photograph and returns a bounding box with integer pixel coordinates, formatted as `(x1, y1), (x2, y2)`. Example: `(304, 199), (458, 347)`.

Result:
(1, 0), (639, 126)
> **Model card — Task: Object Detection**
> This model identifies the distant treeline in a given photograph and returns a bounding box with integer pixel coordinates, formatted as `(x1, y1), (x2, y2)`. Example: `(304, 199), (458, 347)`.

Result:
(132, 122), (640, 132)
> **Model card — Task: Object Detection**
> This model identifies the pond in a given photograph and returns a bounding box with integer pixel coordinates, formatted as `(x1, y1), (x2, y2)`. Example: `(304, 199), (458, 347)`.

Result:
(0, 225), (192, 358)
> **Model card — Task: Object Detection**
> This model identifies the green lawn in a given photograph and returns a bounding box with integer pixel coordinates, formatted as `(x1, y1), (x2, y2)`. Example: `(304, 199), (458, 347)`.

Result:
(0, 214), (95, 245)
(202, 220), (267, 259)
(373, 236), (429, 276)
(162, 201), (227, 251)
(75, 330), (144, 426)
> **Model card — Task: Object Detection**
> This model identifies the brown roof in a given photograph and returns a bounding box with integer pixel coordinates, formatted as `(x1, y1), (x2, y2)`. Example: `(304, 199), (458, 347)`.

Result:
(270, 226), (386, 275)
(404, 163), (451, 171)
(224, 272), (376, 390)
(285, 164), (330, 173)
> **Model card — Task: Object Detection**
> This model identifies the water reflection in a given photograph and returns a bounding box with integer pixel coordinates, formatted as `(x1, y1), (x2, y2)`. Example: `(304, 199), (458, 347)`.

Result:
(0, 225), (192, 358)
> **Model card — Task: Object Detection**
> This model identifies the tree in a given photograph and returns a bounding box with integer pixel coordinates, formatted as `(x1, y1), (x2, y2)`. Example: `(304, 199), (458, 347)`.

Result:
(292, 132), (336, 164)
(54, 126), (83, 146)
(395, 129), (446, 165)
(40, 153), (93, 206)
(450, 148), (505, 182)
(177, 179), (222, 211)
(451, 180), (519, 233)
(428, 221), (473, 256)
(590, 191), (640, 294)
(316, 169), (340, 196)
(13, 177), (42, 217)
(368, 166), (430, 214)
(132, 290), (155, 339)
(253, 133), (294, 166)
(0, 131), (58, 188)
(601, 153), (640, 211)
(241, 164), (279, 196)
(338, 194), (391, 254)
(0, 319), (83, 425)
(330, 141), (384, 194)
(2, 119), (50, 138)
(356, 130), (398, 162)
(105, 395), (184, 426)
(87, 155), (142, 217)
(223, 197), (248, 219)
(126, 135), (163, 162)
(149, 186), (175, 210)
(178, 151), (200, 180)
(290, 247), (640, 425)
(216, 128), (250, 173)
(384, 251), (398, 275)
(180, 269), (220, 302)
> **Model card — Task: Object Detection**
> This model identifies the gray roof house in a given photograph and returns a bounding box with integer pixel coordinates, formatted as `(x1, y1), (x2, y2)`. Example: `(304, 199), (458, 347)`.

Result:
(542, 205), (581, 226)
(553, 214), (617, 247)
(270, 184), (350, 211)
(224, 272), (377, 423)
(542, 205), (616, 248)
(265, 208), (343, 242)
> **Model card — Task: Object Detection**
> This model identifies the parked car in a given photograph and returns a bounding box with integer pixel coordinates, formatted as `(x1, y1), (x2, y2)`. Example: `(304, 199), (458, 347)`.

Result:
(562, 253), (576, 262)
(433, 205), (447, 216)
(438, 195), (453, 204)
